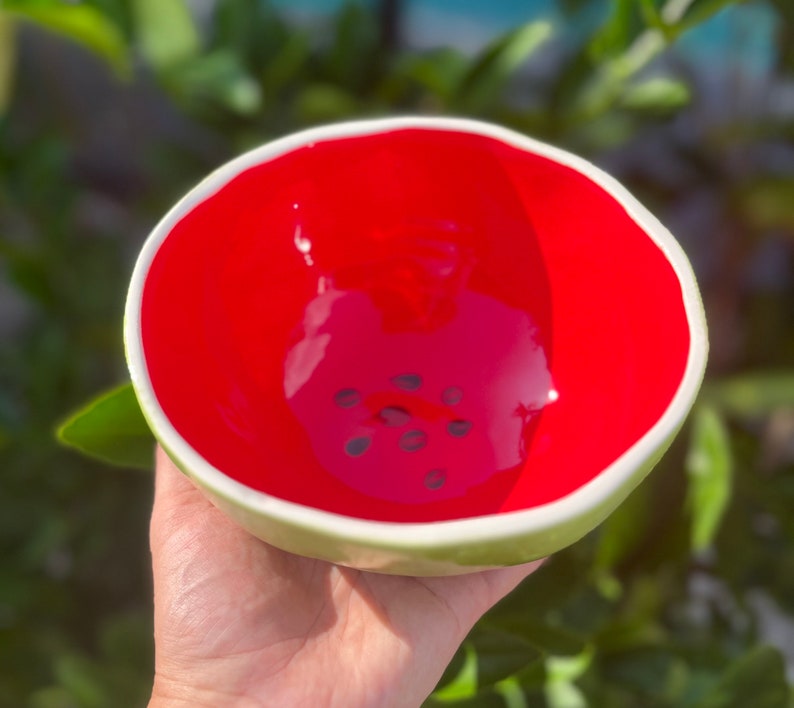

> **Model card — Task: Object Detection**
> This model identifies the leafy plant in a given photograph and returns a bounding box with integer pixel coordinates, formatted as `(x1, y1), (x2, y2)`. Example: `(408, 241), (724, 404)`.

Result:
(1, 0), (792, 705)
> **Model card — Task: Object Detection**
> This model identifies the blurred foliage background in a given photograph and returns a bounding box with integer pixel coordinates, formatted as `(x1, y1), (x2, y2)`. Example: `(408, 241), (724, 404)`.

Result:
(1, 0), (793, 705)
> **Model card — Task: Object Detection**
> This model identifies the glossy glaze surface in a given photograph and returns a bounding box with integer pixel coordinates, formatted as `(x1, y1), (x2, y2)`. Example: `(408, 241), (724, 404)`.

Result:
(141, 128), (690, 522)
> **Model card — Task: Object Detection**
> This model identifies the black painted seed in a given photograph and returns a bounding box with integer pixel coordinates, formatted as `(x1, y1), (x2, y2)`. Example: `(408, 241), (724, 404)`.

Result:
(391, 373), (422, 391)
(447, 420), (472, 438)
(399, 429), (427, 452)
(334, 388), (361, 408)
(425, 469), (446, 490)
(345, 436), (371, 457)
(378, 406), (411, 427)
(441, 386), (463, 406)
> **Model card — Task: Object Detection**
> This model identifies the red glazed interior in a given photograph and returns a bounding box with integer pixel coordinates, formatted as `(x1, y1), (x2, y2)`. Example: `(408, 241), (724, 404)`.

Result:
(140, 128), (690, 522)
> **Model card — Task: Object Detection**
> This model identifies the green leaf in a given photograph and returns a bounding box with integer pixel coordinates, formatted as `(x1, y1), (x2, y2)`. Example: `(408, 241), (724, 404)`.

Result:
(165, 50), (262, 115)
(429, 631), (542, 705)
(620, 77), (691, 111)
(3, 0), (129, 74)
(99, 611), (153, 668)
(769, 0), (794, 71)
(638, 0), (667, 30)
(0, 240), (56, 307)
(694, 646), (789, 708)
(212, 0), (288, 69)
(511, 659), (547, 692)
(472, 627), (543, 689)
(0, 15), (15, 115)
(600, 645), (688, 700)
(705, 372), (794, 419)
(734, 178), (794, 232)
(261, 31), (310, 94)
(544, 649), (593, 708)
(573, 28), (667, 120)
(425, 690), (507, 708)
(670, 0), (746, 34)
(434, 646), (469, 694)
(589, 0), (645, 59)
(295, 83), (359, 124)
(28, 686), (75, 708)
(56, 383), (154, 470)
(685, 405), (733, 553)
(132, 0), (200, 70)
(396, 48), (468, 103)
(432, 644), (479, 702)
(594, 482), (653, 575)
(489, 554), (588, 625)
(54, 654), (108, 708)
(327, 2), (379, 90)
(455, 21), (554, 112)
(492, 676), (528, 708)
(483, 614), (586, 657)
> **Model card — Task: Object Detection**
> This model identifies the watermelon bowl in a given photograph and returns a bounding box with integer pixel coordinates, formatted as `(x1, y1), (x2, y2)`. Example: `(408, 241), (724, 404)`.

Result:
(124, 117), (708, 576)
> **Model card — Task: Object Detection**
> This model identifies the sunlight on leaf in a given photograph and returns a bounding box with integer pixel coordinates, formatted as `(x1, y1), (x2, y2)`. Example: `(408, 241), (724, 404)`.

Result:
(620, 76), (691, 111)
(704, 372), (794, 419)
(456, 21), (554, 112)
(57, 383), (154, 470)
(575, 28), (667, 119)
(685, 405), (733, 553)
(544, 648), (593, 708)
(431, 644), (478, 702)
(0, 15), (15, 115)
(3, 0), (129, 74)
(132, 0), (200, 70)
(493, 676), (528, 708)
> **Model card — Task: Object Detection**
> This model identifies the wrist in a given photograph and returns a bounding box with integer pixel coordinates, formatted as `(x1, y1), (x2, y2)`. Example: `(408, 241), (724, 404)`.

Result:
(149, 676), (260, 708)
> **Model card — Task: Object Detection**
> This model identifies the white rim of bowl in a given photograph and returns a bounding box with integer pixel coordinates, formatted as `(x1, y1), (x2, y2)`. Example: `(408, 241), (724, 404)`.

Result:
(124, 116), (708, 552)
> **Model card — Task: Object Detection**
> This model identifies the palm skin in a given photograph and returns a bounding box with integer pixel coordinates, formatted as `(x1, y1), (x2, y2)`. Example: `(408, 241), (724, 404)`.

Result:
(149, 447), (542, 707)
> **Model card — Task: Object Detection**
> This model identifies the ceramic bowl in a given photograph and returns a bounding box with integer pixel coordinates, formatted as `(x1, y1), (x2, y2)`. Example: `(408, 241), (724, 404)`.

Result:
(125, 116), (708, 576)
